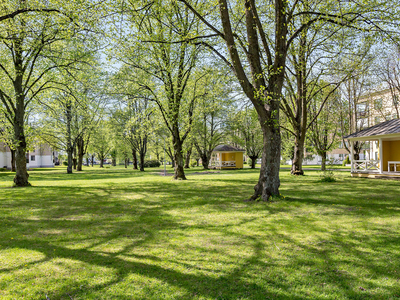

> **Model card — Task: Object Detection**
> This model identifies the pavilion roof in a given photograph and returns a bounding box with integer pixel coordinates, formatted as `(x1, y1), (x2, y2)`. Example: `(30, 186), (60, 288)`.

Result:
(213, 145), (245, 152)
(344, 119), (400, 140)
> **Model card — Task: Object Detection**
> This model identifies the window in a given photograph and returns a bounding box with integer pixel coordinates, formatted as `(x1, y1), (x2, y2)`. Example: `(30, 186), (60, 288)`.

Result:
(374, 98), (383, 110)
(30, 155), (35, 161)
(374, 116), (380, 124)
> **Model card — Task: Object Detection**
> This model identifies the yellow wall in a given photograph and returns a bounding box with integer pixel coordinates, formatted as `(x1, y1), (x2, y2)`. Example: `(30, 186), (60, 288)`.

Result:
(235, 152), (244, 169)
(382, 141), (400, 171)
(220, 152), (244, 169)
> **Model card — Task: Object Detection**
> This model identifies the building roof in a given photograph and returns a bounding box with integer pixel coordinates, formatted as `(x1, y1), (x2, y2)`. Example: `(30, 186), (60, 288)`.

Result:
(344, 119), (400, 140)
(213, 145), (245, 152)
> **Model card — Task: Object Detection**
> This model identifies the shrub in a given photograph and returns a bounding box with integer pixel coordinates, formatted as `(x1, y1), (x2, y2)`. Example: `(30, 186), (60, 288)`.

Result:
(319, 158), (336, 182)
(0, 168), (7, 172)
(62, 161), (68, 166)
(190, 161), (197, 167)
(342, 156), (350, 166)
(144, 160), (161, 168)
(243, 161), (247, 164)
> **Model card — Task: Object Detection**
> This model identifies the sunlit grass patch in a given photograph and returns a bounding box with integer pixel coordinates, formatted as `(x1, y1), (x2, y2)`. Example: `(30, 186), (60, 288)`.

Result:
(0, 166), (399, 299)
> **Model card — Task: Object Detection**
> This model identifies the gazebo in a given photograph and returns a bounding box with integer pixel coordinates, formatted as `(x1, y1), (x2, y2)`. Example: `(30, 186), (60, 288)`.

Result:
(209, 145), (245, 169)
(345, 119), (400, 178)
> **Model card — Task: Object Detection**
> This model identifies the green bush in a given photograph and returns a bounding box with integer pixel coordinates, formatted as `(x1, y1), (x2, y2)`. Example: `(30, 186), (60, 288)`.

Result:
(62, 161), (68, 166)
(243, 161), (247, 164)
(144, 160), (161, 168)
(190, 161), (197, 167)
(342, 156), (350, 166)
(0, 168), (7, 172)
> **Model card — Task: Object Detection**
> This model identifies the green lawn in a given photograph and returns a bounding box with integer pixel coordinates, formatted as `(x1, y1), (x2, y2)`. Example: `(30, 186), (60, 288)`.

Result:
(0, 166), (399, 299)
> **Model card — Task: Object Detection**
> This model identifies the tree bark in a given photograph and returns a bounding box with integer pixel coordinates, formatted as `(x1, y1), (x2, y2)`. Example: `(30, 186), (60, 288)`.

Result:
(86, 157), (89, 167)
(124, 158), (128, 168)
(173, 137), (186, 179)
(200, 153), (209, 170)
(139, 150), (145, 171)
(66, 102), (73, 174)
(77, 136), (84, 171)
(132, 151), (138, 170)
(11, 149), (16, 172)
(291, 134), (305, 175)
(99, 155), (104, 168)
(321, 153), (327, 171)
(91, 154), (94, 167)
(249, 155), (258, 169)
(184, 147), (192, 168)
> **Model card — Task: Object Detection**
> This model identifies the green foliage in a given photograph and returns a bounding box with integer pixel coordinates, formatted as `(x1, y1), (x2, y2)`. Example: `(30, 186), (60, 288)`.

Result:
(144, 160), (161, 168)
(319, 158), (337, 182)
(0, 168), (7, 172)
(343, 156), (351, 166)
(62, 161), (68, 166)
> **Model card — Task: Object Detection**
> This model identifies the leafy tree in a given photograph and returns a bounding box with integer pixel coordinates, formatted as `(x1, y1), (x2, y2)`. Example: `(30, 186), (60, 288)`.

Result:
(91, 122), (112, 168)
(111, 0), (206, 179)
(178, 0), (400, 200)
(0, 0), (102, 185)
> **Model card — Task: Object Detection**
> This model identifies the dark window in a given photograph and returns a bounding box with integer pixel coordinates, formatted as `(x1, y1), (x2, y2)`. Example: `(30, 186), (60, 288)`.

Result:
(31, 155), (35, 161)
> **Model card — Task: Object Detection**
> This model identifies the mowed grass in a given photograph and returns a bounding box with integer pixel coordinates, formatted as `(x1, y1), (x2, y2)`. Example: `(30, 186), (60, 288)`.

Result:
(0, 166), (399, 299)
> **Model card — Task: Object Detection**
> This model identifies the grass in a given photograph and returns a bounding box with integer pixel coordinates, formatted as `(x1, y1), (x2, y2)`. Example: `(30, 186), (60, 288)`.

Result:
(0, 166), (399, 299)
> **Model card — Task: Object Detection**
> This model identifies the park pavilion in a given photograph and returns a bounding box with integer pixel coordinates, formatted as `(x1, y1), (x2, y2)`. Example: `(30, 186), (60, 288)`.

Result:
(345, 118), (400, 178)
(209, 145), (245, 169)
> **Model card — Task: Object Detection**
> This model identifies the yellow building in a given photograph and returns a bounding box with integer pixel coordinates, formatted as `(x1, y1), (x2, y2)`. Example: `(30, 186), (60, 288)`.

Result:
(345, 119), (400, 178)
(209, 145), (245, 169)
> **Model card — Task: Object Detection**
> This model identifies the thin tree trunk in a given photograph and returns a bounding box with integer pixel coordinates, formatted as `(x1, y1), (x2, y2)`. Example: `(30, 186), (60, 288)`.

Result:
(77, 136), (84, 171)
(184, 147), (192, 168)
(86, 157), (89, 167)
(91, 154), (94, 167)
(124, 158), (128, 168)
(249, 155), (258, 169)
(66, 102), (73, 174)
(99, 155), (104, 168)
(139, 150), (145, 171)
(291, 134), (305, 175)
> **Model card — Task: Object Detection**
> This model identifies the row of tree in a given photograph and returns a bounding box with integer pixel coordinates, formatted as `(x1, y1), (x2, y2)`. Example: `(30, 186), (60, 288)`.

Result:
(1, 0), (400, 201)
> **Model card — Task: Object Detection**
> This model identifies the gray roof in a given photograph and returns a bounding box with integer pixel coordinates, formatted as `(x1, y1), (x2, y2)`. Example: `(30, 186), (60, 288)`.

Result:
(213, 145), (245, 152)
(344, 119), (400, 139)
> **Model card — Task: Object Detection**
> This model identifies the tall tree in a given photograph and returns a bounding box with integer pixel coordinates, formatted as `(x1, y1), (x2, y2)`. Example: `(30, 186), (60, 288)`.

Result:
(0, 0), (101, 185)
(178, 0), (400, 200)
(112, 0), (206, 179)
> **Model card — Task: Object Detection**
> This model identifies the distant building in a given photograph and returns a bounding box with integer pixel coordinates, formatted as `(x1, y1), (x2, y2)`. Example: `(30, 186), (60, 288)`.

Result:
(0, 142), (58, 169)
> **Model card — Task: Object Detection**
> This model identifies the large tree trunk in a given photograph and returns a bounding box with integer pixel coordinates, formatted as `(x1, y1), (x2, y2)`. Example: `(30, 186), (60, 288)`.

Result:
(13, 117), (30, 186)
(173, 137), (186, 180)
(124, 158), (128, 168)
(132, 151), (138, 170)
(200, 153), (209, 170)
(77, 136), (84, 172)
(112, 157), (116, 167)
(249, 112), (281, 201)
(11, 149), (16, 172)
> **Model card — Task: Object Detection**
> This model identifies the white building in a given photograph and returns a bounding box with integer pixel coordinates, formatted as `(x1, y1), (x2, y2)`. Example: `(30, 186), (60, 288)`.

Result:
(0, 143), (57, 169)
